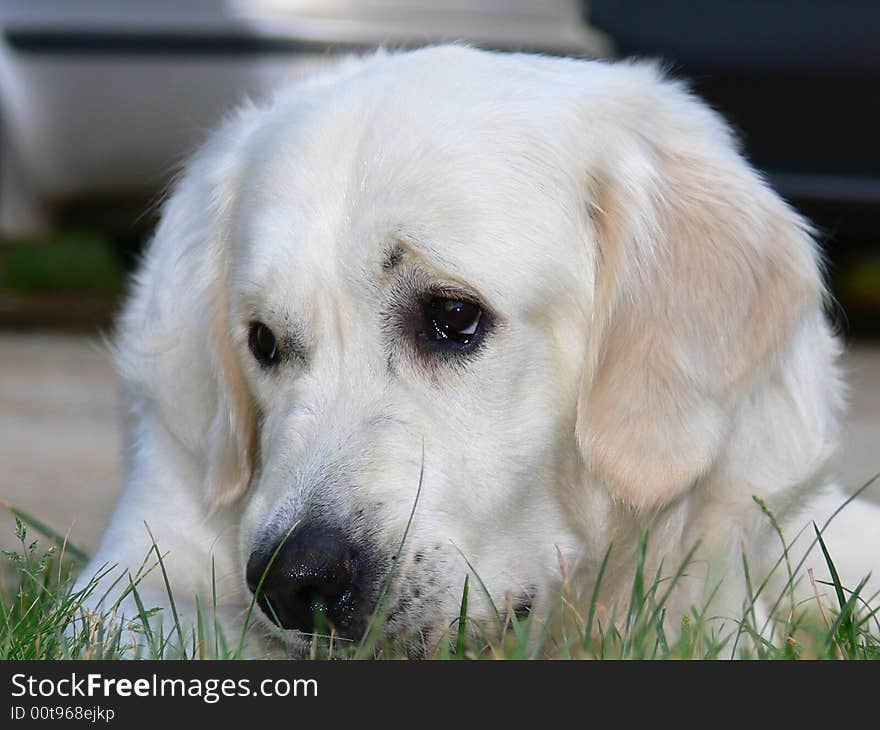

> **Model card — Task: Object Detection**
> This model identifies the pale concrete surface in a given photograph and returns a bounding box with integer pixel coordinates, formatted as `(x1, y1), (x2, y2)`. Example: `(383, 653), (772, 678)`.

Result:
(0, 332), (878, 555)
(0, 333), (123, 554)
(837, 345), (880, 495)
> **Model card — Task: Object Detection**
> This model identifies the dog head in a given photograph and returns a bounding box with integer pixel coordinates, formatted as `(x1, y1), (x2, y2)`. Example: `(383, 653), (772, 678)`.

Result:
(119, 47), (830, 653)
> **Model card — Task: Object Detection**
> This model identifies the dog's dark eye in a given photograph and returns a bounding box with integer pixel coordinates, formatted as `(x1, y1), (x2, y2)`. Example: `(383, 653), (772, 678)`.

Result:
(422, 297), (483, 347)
(249, 322), (278, 366)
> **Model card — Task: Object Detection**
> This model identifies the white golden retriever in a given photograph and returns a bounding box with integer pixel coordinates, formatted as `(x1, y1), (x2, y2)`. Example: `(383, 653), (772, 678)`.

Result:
(77, 46), (879, 655)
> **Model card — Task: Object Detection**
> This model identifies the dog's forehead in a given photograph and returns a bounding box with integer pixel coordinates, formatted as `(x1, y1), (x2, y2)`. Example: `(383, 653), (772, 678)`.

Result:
(235, 50), (591, 313)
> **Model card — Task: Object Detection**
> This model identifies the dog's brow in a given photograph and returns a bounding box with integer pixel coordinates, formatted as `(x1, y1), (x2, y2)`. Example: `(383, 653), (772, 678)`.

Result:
(381, 244), (405, 272)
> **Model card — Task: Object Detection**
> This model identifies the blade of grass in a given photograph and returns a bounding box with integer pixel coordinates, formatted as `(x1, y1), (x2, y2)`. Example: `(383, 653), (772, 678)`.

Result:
(455, 575), (469, 659)
(211, 557), (219, 658)
(452, 548), (503, 631)
(126, 578), (157, 656)
(583, 541), (613, 651)
(142, 522), (185, 651)
(813, 522), (859, 654)
(828, 575), (870, 658)
(236, 520), (300, 657)
(621, 531), (648, 657)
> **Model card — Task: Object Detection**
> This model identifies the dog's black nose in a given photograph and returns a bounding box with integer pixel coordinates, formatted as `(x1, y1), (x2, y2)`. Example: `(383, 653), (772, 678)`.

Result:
(246, 526), (362, 635)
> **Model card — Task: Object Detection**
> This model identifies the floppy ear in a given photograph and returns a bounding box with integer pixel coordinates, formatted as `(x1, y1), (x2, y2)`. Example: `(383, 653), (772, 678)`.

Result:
(203, 261), (257, 508)
(115, 108), (260, 509)
(576, 68), (824, 511)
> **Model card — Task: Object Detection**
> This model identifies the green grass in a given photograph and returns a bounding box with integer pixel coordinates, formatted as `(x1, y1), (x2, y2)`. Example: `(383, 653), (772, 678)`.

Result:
(2, 491), (879, 660)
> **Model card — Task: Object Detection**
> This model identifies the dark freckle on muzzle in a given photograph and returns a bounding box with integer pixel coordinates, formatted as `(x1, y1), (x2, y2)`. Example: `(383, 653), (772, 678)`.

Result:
(246, 524), (378, 638)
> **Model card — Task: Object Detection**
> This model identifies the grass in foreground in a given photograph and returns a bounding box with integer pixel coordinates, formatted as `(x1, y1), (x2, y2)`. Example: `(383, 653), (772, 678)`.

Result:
(1, 491), (879, 660)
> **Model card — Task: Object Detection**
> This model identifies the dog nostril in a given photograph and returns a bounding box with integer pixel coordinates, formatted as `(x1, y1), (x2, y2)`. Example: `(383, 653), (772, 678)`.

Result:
(246, 527), (361, 635)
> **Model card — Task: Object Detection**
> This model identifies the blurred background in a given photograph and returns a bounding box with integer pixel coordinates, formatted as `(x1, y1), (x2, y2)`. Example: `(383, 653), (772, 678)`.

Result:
(1, 0), (878, 553)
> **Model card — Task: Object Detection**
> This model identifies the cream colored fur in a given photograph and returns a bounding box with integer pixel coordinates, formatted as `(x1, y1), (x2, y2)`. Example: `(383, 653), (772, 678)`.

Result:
(75, 46), (879, 655)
